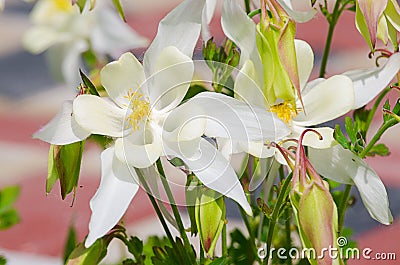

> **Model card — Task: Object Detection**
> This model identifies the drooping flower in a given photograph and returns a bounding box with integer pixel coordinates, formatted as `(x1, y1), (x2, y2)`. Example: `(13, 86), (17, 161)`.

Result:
(23, 0), (148, 86)
(355, 0), (400, 51)
(34, 0), (290, 247)
(221, 0), (395, 225)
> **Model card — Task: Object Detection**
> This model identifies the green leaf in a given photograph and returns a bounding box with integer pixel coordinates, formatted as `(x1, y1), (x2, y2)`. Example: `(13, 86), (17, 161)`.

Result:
(151, 237), (196, 265)
(0, 209), (20, 230)
(64, 225), (78, 264)
(0, 256), (6, 265)
(124, 236), (146, 264)
(228, 229), (257, 265)
(345, 117), (357, 144)
(383, 99), (391, 123)
(0, 186), (20, 230)
(367, 143), (390, 157)
(209, 257), (231, 265)
(333, 124), (350, 150)
(353, 107), (370, 138)
(79, 69), (100, 96)
(0, 186), (20, 213)
(112, 0), (126, 22)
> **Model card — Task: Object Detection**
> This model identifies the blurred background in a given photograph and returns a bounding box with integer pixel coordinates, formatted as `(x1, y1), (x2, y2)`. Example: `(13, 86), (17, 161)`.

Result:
(0, 0), (399, 264)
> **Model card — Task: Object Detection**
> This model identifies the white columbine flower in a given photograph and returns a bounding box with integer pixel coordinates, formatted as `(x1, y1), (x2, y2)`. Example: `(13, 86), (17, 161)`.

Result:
(221, 0), (398, 225)
(34, 0), (290, 247)
(23, 0), (148, 86)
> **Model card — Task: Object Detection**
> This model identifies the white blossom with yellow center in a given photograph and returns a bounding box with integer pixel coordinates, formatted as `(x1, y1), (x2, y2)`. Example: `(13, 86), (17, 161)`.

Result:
(33, 0), (290, 248)
(221, 0), (398, 226)
(23, 0), (148, 86)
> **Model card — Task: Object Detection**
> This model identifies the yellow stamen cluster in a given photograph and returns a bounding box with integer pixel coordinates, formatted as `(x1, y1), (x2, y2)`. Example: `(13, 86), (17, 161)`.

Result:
(269, 102), (297, 123)
(54, 0), (74, 12)
(124, 89), (150, 131)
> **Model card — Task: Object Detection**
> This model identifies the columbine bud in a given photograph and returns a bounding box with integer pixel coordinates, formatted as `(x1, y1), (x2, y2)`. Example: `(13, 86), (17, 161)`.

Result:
(195, 188), (226, 258)
(356, 0), (400, 51)
(276, 129), (342, 265)
(256, 0), (301, 109)
(66, 239), (107, 265)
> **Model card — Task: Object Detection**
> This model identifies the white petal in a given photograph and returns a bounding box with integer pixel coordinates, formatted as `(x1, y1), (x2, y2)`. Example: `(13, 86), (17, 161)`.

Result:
(73, 95), (126, 137)
(293, 75), (354, 126)
(91, 8), (148, 54)
(166, 138), (252, 215)
(148, 46), (194, 112)
(234, 60), (266, 108)
(343, 53), (400, 109)
(221, 0), (261, 68)
(115, 127), (162, 168)
(201, 0), (217, 41)
(23, 27), (65, 54)
(308, 145), (393, 225)
(33, 100), (90, 145)
(295, 39), (314, 90)
(185, 92), (290, 142)
(292, 126), (336, 149)
(100, 52), (146, 107)
(85, 147), (139, 247)
(162, 102), (207, 142)
(277, 0), (318, 23)
(143, 0), (205, 76)
(61, 41), (88, 87)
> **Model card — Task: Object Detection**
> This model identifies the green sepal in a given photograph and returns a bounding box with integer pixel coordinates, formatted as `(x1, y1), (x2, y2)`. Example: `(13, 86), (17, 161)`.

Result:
(75, 0), (87, 13)
(112, 0), (126, 22)
(195, 189), (226, 257)
(48, 141), (85, 199)
(79, 69), (100, 96)
(355, 0), (374, 51)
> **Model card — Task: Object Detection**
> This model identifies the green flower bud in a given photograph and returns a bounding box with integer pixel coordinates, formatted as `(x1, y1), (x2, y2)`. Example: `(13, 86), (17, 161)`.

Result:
(256, 0), (301, 109)
(195, 188), (226, 258)
(291, 180), (342, 265)
(66, 239), (107, 265)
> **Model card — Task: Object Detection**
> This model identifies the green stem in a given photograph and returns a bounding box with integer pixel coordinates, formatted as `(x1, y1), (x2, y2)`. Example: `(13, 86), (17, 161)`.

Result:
(284, 208), (292, 265)
(265, 173), (292, 262)
(155, 159), (191, 248)
(244, 0), (251, 14)
(222, 222), (227, 256)
(365, 87), (392, 132)
(359, 119), (398, 158)
(248, 9), (261, 18)
(239, 207), (257, 257)
(319, 0), (343, 78)
(338, 184), (352, 233)
(134, 168), (175, 246)
(200, 238), (205, 265)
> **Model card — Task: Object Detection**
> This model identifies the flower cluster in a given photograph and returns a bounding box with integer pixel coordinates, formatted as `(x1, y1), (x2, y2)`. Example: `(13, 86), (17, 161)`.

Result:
(24, 0), (400, 263)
